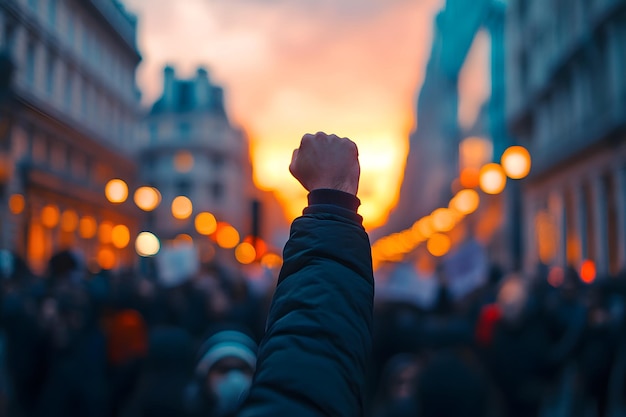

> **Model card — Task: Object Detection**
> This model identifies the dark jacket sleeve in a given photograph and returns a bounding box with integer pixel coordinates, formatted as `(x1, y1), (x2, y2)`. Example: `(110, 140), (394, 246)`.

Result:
(238, 190), (375, 417)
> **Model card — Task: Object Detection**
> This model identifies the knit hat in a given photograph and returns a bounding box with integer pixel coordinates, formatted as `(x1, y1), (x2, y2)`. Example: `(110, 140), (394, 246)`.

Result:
(195, 330), (257, 378)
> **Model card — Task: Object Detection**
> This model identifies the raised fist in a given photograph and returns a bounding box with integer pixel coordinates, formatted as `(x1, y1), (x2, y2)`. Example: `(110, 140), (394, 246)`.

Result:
(289, 132), (360, 196)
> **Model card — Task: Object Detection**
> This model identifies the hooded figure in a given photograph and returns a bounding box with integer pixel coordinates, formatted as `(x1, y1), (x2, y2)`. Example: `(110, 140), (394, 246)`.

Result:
(187, 328), (257, 417)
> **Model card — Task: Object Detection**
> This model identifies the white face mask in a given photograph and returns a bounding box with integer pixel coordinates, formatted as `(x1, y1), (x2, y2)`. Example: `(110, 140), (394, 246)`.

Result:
(213, 370), (252, 416)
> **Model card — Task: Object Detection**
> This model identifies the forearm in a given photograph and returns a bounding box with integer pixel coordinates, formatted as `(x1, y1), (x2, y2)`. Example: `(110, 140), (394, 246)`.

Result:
(239, 192), (375, 417)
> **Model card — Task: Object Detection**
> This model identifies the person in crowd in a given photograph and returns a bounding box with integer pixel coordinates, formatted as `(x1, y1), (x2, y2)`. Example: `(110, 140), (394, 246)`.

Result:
(120, 325), (195, 417)
(237, 131), (375, 416)
(371, 354), (421, 417)
(186, 327), (258, 417)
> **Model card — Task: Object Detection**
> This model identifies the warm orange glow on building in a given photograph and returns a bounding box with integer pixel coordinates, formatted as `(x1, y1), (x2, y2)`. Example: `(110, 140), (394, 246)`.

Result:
(235, 242), (257, 264)
(60, 210), (79, 232)
(112, 225), (131, 249)
(41, 204), (60, 228)
(8, 194), (25, 214)
(79, 216), (98, 239)
(27, 222), (47, 274)
(174, 151), (194, 173)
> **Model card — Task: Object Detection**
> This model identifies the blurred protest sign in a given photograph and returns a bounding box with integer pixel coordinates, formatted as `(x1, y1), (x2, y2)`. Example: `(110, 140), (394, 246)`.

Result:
(442, 239), (488, 300)
(155, 243), (199, 287)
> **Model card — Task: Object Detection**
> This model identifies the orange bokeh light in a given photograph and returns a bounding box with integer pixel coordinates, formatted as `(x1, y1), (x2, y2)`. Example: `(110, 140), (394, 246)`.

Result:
(174, 151), (194, 173)
(97, 247), (116, 270)
(215, 223), (240, 249)
(60, 210), (79, 232)
(41, 204), (60, 228)
(261, 253), (283, 269)
(79, 216), (97, 239)
(134, 187), (161, 211)
(235, 242), (257, 264)
(112, 225), (131, 249)
(459, 167), (480, 189)
(501, 145), (531, 179)
(105, 179), (128, 204)
(8, 194), (25, 214)
(450, 189), (480, 215)
(431, 208), (456, 232)
(171, 196), (193, 220)
(479, 163), (506, 195)
(195, 212), (217, 235)
(426, 233), (451, 257)
(98, 221), (114, 244)
(580, 260), (596, 284)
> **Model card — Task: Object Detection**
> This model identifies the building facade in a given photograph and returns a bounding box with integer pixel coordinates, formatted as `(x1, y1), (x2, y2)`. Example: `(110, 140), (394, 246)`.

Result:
(506, 0), (626, 278)
(136, 66), (266, 263)
(0, 0), (142, 273)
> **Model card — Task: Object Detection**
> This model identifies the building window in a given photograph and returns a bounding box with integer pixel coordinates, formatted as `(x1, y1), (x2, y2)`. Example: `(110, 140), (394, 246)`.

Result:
(45, 52), (55, 95)
(176, 179), (191, 197)
(211, 182), (224, 201)
(149, 123), (158, 144)
(48, 0), (57, 26)
(178, 122), (191, 140)
(64, 67), (73, 110)
(26, 40), (36, 86)
(2, 19), (16, 55)
(213, 154), (225, 169)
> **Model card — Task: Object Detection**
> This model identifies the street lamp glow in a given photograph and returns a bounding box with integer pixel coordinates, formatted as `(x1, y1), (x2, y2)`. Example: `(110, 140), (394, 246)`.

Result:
(174, 151), (194, 173)
(479, 163), (507, 195)
(79, 216), (97, 239)
(112, 224), (130, 249)
(8, 194), (25, 214)
(171, 196), (193, 219)
(134, 187), (161, 211)
(41, 204), (60, 228)
(60, 209), (79, 232)
(97, 247), (116, 270)
(427, 233), (451, 257)
(415, 216), (434, 239)
(135, 232), (160, 256)
(195, 212), (217, 235)
(431, 208), (456, 232)
(98, 221), (114, 244)
(216, 223), (240, 249)
(105, 179), (128, 203)
(450, 189), (480, 215)
(235, 242), (257, 264)
(501, 146), (531, 179)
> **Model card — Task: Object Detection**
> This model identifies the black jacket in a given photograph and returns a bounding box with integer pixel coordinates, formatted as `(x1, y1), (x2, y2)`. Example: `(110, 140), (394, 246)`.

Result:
(239, 189), (375, 417)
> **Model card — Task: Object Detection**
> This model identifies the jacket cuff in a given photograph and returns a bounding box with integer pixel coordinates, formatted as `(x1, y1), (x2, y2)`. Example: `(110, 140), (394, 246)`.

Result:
(303, 189), (363, 224)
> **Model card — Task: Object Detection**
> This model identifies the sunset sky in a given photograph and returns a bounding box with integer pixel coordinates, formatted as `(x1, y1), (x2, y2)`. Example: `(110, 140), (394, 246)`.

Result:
(123, 0), (489, 229)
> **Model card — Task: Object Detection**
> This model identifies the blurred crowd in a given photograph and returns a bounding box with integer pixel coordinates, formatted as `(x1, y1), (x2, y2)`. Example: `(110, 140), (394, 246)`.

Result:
(0, 248), (625, 417)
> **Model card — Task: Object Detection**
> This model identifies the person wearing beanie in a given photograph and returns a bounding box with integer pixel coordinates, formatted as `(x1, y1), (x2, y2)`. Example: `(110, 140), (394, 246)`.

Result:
(187, 329), (257, 417)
